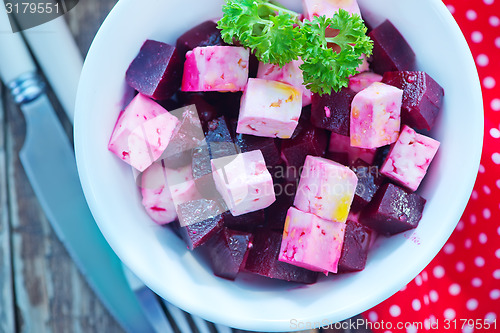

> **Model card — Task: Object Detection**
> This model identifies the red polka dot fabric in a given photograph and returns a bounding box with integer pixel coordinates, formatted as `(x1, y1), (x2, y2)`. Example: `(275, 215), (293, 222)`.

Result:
(363, 0), (500, 332)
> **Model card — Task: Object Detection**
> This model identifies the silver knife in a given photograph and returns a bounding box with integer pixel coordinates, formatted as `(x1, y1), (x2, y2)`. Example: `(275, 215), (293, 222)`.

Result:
(15, 7), (178, 332)
(0, 9), (154, 333)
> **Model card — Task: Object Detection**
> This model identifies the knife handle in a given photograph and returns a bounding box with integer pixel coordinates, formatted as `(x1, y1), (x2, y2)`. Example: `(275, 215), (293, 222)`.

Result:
(0, 6), (43, 102)
(0, 7), (45, 104)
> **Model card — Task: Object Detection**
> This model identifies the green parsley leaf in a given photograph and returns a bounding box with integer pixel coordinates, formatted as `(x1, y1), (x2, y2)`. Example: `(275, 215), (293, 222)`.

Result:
(300, 11), (373, 94)
(217, 0), (302, 66)
(217, 1), (373, 95)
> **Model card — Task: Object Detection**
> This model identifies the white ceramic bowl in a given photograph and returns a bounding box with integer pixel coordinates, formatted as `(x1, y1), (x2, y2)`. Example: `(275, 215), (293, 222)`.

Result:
(75, 0), (483, 331)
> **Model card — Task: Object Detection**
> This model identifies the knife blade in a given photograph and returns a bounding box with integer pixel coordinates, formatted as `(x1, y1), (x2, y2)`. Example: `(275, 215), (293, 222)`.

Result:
(15, 8), (179, 333)
(0, 8), (154, 333)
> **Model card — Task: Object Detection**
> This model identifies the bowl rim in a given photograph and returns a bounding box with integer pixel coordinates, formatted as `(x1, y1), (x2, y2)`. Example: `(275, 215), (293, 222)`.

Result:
(74, 0), (484, 330)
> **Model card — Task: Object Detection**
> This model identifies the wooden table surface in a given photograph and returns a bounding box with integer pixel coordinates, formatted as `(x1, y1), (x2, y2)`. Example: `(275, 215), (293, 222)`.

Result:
(0, 1), (373, 332)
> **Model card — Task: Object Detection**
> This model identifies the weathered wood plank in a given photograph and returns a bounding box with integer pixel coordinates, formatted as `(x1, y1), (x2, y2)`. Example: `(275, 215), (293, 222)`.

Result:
(0, 85), (16, 333)
(65, 0), (118, 56)
(5, 85), (122, 332)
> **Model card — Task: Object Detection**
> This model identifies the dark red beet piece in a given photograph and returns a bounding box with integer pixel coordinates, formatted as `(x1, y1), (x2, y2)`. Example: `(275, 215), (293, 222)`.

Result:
(181, 94), (219, 132)
(192, 145), (212, 180)
(223, 210), (265, 232)
(359, 183), (426, 236)
(177, 199), (224, 250)
(368, 20), (416, 75)
(382, 71), (444, 130)
(264, 192), (294, 231)
(192, 117), (236, 198)
(191, 146), (221, 200)
(125, 40), (182, 100)
(280, 120), (328, 183)
(310, 88), (356, 136)
(325, 151), (350, 166)
(229, 119), (281, 166)
(351, 159), (384, 212)
(207, 228), (254, 280)
(176, 20), (226, 58)
(373, 145), (392, 169)
(205, 116), (238, 159)
(244, 229), (318, 284)
(338, 220), (372, 272)
(202, 92), (243, 119)
(162, 106), (205, 168)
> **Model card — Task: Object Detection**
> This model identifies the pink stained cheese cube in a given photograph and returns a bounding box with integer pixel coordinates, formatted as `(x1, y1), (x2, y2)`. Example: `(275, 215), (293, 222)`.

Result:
(181, 46), (249, 92)
(278, 207), (346, 274)
(140, 162), (176, 225)
(257, 60), (312, 106)
(350, 82), (403, 149)
(294, 155), (358, 222)
(108, 94), (179, 172)
(303, 0), (361, 20)
(237, 78), (302, 139)
(164, 163), (202, 216)
(380, 125), (440, 191)
(211, 150), (276, 216)
(348, 72), (383, 93)
(140, 162), (203, 225)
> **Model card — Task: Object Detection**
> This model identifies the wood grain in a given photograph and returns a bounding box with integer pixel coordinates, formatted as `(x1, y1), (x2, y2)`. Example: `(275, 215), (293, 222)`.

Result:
(0, 85), (16, 333)
(5, 92), (123, 332)
(1, 0), (123, 331)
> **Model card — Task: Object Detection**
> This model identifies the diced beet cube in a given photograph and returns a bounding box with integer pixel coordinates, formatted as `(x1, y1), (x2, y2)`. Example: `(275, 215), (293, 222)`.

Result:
(176, 20), (226, 58)
(368, 20), (416, 75)
(207, 228), (254, 280)
(325, 151), (350, 166)
(264, 191), (295, 231)
(176, 198), (223, 227)
(244, 229), (318, 284)
(177, 199), (224, 249)
(161, 105), (206, 168)
(192, 145), (212, 180)
(350, 159), (384, 212)
(180, 94), (219, 132)
(229, 119), (281, 166)
(310, 88), (356, 136)
(280, 120), (328, 183)
(248, 53), (260, 79)
(223, 210), (265, 232)
(380, 125), (440, 192)
(200, 92), (243, 120)
(382, 71), (444, 130)
(126, 40), (182, 100)
(373, 144), (392, 169)
(191, 146), (224, 201)
(338, 220), (372, 272)
(206, 116), (238, 159)
(359, 183), (426, 235)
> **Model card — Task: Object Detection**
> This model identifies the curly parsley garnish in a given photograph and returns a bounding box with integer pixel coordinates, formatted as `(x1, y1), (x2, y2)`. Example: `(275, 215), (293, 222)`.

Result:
(217, 0), (373, 95)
